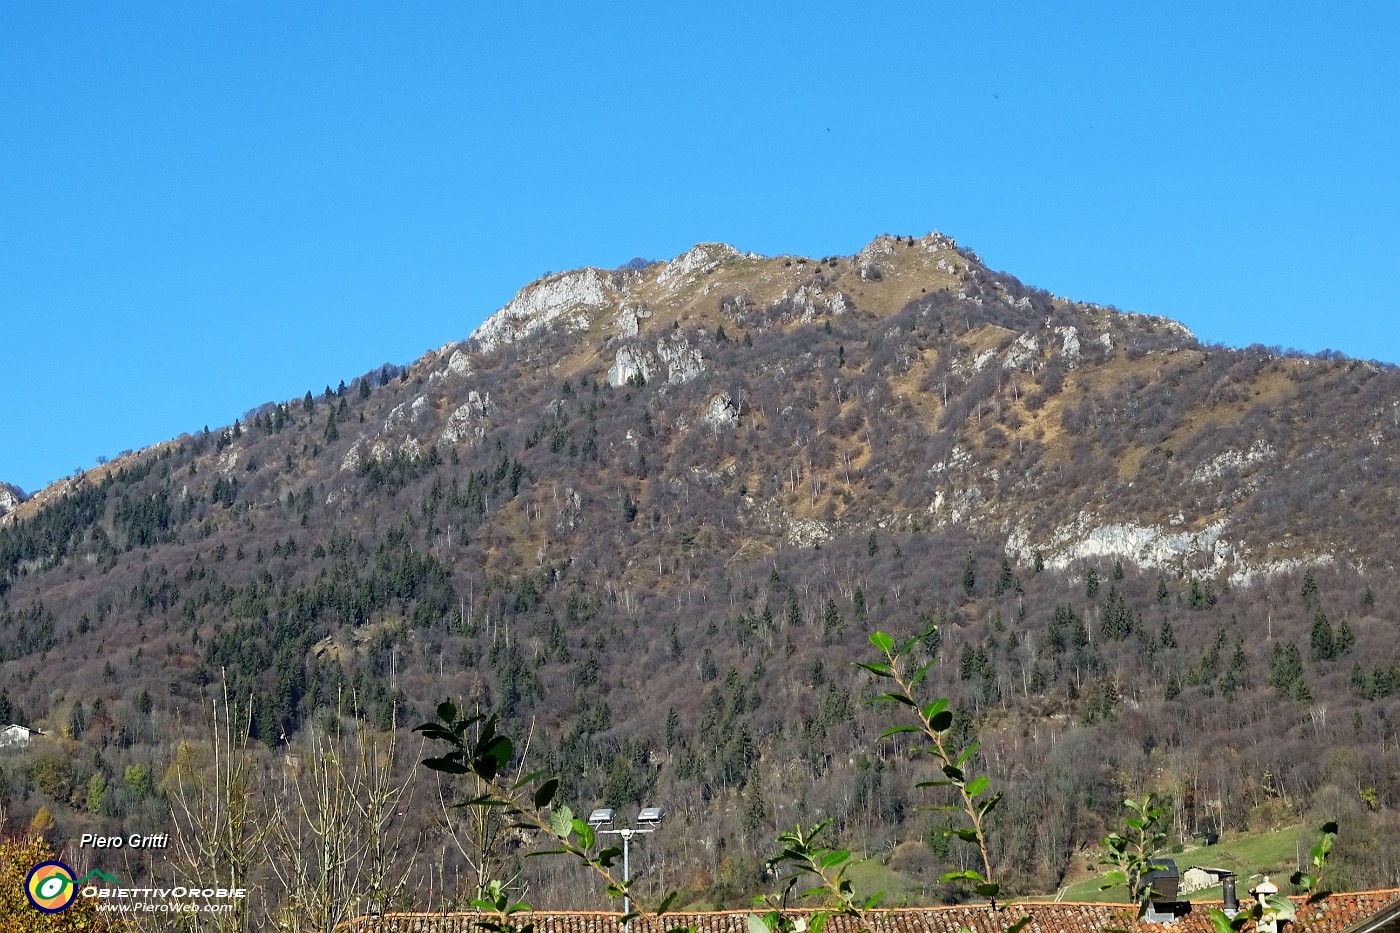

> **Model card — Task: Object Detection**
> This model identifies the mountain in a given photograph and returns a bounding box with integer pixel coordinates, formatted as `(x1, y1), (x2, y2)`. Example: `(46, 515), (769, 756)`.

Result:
(1, 233), (1398, 908)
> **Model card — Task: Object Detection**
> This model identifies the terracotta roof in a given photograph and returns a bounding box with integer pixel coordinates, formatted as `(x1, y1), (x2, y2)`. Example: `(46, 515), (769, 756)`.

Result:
(341, 891), (1400, 933)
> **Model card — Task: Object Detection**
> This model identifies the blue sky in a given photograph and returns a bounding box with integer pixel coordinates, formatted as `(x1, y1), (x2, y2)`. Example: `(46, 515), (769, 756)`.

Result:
(3, 2), (1397, 495)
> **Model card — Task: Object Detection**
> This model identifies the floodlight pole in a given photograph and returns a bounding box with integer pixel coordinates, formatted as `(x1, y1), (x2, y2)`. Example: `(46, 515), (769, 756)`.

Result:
(597, 825), (653, 927)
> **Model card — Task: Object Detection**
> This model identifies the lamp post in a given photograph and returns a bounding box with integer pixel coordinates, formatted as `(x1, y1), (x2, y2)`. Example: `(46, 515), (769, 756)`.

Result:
(588, 806), (665, 929)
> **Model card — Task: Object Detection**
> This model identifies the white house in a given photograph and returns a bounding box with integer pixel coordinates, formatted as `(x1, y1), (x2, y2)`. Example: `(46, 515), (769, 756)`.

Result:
(0, 724), (36, 749)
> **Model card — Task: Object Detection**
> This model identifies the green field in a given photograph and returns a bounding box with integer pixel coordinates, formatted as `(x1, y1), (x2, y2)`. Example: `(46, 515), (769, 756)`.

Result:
(1048, 825), (1311, 903)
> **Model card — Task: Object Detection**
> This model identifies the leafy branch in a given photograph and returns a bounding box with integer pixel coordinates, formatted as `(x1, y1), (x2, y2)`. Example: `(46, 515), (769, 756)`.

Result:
(1098, 794), (1169, 906)
(858, 629), (1029, 933)
(751, 820), (881, 933)
(414, 701), (683, 931)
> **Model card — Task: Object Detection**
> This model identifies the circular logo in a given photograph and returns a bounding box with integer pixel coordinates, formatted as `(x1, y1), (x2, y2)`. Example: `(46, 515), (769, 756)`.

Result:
(26, 860), (77, 912)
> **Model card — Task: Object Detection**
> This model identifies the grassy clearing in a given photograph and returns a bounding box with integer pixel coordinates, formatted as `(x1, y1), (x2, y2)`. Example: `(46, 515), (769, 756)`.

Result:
(1048, 825), (1310, 903)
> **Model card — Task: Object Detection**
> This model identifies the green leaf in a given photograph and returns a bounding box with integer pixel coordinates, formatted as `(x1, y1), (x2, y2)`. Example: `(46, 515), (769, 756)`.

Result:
(973, 882), (1000, 898)
(533, 778), (559, 809)
(421, 756), (470, 774)
(880, 725), (923, 738)
(870, 632), (894, 653)
(550, 805), (574, 837)
(513, 769), (548, 790)
(854, 662), (894, 678)
(1005, 915), (1033, 933)
(895, 632), (924, 658)
(747, 915), (771, 933)
(949, 828), (980, 843)
(921, 698), (949, 720)
(941, 869), (984, 883)
(597, 845), (623, 867)
(413, 724), (460, 743)
(955, 742), (980, 767)
(437, 700), (459, 724)
(870, 692), (915, 708)
(978, 792), (1003, 818)
(966, 775), (989, 798)
(941, 764), (965, 782)
(930, 709), (954, 732)
(910, 659), (937, 690)
(1205, 907), (1237, 933)
(656, 891), (679, 916)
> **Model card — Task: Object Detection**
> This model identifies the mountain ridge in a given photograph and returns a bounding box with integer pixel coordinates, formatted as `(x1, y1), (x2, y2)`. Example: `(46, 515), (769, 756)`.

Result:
(5, 232), (1392, 581)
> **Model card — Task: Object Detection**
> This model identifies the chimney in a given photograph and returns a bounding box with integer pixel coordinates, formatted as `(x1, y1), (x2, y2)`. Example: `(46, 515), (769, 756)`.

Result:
(1141, 859), (1183, 924)
(1222, 872), (1240, 918)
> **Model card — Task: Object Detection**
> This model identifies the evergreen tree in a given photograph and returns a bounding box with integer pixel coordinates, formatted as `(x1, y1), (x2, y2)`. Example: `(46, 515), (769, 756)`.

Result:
(1311, 611), (1337, 662)
(664, 707), (680, 749)
(958, 642), (978, 681)
(1269, 642), (1305, 694)
(1301, 570), (1319, 609)
(994, 556), (1015, 596)
(1335, 617), (1356, 656)
(1157, 619), (1177, 648)
(821, 599), (843, 641)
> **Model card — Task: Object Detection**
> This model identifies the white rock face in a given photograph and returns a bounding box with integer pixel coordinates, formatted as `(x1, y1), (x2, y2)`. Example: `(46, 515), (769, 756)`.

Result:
(656, 243), (743, 290)
(1192, 441), (1275, 485)
(446, 348), (473, 377)
(617, 304), (651, 337)
(1054, 326), (1081, 364)
(787, 517), (833, 548)
(1228, 555), (1335, 588)
(775, 283), (850, 323)
(608, 330), (705, 386)
(384, 395), (432, 432)
(441, 390), (493, 445)
(341, 443), (363, 473)
(608, 346), (656, 387)
(0, 483), (24, 519)
(701, 393), (739, 428)
(656, 333), (705, 383)
(555, 487), (583, 531)
(472, 268), (619, 354)
(1004, 514), (1331, 586)
(1004, 333), (1040, 369)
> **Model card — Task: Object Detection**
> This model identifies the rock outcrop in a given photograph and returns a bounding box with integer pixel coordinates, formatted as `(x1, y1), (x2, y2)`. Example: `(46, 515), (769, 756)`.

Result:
(0, 483), (23, 519)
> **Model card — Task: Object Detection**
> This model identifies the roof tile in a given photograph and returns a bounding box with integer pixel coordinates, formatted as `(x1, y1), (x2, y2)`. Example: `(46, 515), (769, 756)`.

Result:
(342, 891), (1400, 933)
